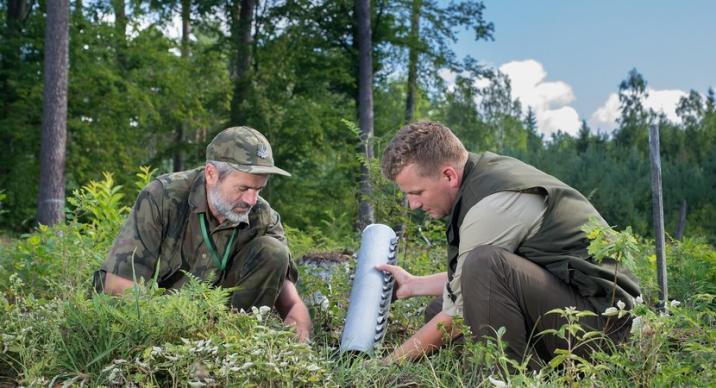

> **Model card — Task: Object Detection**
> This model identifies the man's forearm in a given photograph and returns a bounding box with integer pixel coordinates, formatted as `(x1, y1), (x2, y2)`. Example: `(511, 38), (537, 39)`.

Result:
(384, 311), (456, 363)
(275, 279), (313, 343)
(282, 300), (312, 343)
(409, 272), (448, 297)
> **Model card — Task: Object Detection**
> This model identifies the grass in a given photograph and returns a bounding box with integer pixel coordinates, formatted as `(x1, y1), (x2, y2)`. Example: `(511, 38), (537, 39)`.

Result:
(0, 175), (714, 386)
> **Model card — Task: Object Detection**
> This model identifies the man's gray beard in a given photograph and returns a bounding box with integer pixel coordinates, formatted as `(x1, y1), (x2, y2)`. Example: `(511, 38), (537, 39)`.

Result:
(208, 187), (251, 224)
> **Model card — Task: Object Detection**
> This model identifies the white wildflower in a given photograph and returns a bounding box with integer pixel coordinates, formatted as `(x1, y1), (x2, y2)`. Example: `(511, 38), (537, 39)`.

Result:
(259, 305), (271, 315)
(635, 295), (644, 305)
(488, 376), (509, 388)
(602, 307), (618, 317)
(670, 300), (681, 308)
(617, 300), (626, 310)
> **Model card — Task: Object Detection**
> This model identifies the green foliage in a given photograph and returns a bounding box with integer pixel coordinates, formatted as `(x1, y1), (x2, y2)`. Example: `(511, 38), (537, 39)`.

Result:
(66, 172), (130, 240)
(0, 168), (152, 300)
(538, 307), (607, 383)
(591, 294), (716, 386)
(0, 170), (715, 386)
(582, 217), (640, 270)
(635, 237), (716, 302)
(1, 275), (331, 387)
(0, 190), (7, 221)
(0, 223), (102, 298)
(3, 3), (716, 244)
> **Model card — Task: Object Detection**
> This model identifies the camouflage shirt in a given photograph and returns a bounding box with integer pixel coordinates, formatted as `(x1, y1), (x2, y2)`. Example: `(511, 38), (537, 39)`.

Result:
(101, 167), (298, 289)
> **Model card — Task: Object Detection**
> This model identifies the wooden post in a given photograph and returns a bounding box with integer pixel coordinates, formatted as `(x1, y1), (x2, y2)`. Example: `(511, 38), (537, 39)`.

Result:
(674, 199), (687, 241)
(648, 124), (668, 306)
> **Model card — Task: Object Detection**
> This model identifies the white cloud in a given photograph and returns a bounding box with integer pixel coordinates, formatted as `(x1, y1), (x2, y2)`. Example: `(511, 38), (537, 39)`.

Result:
(645, 89), (688, 122)
(498, 60), (581, 137)
(541, 107), (581, 136)
(437, 59), (583, 137)
(589, 89), (689, 132)
(589, 93), (620, 133)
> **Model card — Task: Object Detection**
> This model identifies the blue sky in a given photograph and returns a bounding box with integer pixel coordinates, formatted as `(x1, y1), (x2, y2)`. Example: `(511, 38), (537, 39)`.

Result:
(452, 0), (716, 136)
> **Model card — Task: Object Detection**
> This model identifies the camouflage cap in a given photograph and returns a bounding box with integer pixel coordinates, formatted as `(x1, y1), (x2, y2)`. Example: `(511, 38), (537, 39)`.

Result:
(206, 127), (291, 176)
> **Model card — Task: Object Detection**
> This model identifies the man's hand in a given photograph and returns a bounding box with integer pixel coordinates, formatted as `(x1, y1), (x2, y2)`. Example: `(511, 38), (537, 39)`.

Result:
(275, 279), (312, 343)
(103, 272), (136, 295)
(383, 311), (457, 364)
(374, 264), (416, 299)
(374, 265), (448, 299)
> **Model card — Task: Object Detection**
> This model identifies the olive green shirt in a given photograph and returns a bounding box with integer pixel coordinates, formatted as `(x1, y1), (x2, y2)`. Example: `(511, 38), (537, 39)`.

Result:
(100, 167), (298, 289)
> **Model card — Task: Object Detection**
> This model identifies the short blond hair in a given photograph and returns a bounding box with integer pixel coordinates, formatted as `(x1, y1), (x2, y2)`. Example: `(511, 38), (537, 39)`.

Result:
(382, 121), (468, 180)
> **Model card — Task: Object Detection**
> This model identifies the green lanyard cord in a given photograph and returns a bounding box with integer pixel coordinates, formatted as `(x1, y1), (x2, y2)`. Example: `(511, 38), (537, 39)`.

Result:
(198, 212), (238, 272)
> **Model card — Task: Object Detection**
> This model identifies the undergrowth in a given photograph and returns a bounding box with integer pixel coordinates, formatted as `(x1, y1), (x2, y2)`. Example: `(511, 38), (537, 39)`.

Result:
(1, 170), (714, 386)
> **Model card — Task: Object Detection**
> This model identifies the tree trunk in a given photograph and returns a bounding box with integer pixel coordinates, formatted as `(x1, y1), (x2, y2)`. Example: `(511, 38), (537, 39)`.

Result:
(404, 0), (421, 124)
(7, 0), (30, 32)
(230, 0), (255, 126)
(173, 0), (191, 172)
(37, 0), (70, 226)
(356, 0), (375, 230)
(111, 0), (127, 68)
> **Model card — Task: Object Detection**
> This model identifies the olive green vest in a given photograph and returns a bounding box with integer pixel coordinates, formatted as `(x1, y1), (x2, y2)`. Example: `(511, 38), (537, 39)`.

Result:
(446, 152), (641, 312)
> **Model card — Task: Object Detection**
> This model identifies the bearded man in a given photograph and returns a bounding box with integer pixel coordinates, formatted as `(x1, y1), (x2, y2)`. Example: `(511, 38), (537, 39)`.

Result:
(94, 126), (311, 342)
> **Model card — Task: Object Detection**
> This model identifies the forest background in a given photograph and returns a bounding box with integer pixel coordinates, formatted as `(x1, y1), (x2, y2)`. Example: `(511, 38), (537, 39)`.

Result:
(1, 0), (715, 242)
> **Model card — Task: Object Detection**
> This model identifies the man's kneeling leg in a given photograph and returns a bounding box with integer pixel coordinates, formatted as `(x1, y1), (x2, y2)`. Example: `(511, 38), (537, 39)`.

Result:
(460, 246), (605, 366)
(222, 236), (290, 311)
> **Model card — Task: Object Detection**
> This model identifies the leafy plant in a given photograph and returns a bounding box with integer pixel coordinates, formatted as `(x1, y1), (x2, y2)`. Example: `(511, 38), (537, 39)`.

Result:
(0, 190), (7, 220)
(582, 217), (640, 270)
(538, 307), (611, 385)
(66, 172), (132, 242)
